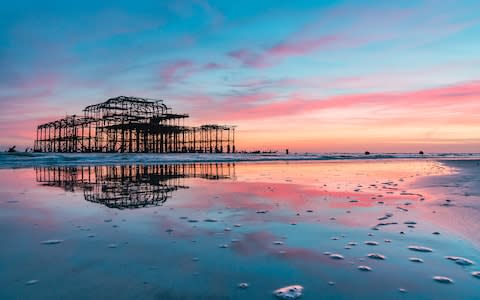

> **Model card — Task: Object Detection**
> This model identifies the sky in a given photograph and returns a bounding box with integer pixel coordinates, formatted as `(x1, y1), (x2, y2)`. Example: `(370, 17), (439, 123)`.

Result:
(1, 0), (480, 153)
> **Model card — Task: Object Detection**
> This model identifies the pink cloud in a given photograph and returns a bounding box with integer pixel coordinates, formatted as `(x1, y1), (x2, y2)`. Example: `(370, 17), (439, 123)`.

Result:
(159, 60), (225, 87)
(160, 60), (195, 86)
(269, 35), (340, 57)
(192, 80), (480, 122)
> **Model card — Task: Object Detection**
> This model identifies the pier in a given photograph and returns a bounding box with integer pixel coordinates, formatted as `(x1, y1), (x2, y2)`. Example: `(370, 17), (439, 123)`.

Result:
(34, 96), (236, 153)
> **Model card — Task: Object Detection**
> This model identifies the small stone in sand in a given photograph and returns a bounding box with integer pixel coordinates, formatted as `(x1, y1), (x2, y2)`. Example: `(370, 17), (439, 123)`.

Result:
(234, 224), (241, 227)
(104, 219), (112, 223)
(273, 285), (303, 299)
(273, 241), (284, 245)
(398, 288), (407, 293)
(445, 256), (475, 266)
(108, 243), (118, 248)
(432, 232), (440, 235)
(409, 257), (424, 263)
(238, 282), (249, 289)
(26, 280), (39, 285)
(328, 281), (335, 286)
(204, 218), (218, 222)
(330, 253), (344, 260)
(358, 265), (372, 271)
(41, 239), (63, 245)
(364, 241), (379, 246)
(256, 210), (268, 214)
(367, 253), (386, 260)
(219, 244), (229, 248)
(472, 271), (480, 279)
(433, 276), (454, 284)
(408, 245), (433, 252)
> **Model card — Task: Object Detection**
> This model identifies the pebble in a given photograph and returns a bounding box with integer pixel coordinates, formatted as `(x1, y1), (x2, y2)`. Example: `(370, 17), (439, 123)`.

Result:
(273, 285), (304, 300)
(433, 276), (454, 284)
(238, 282), (249, 289)
(348, 242), (357, 246)
(364, 241), (379, 246)
(328, 281), (335, 286)
(358, 265), (372, 272)
(404, 221), (416, 225)
(256, 210), (268, 214)
(108, 243), (118, 248)
(408, 245), (433, 252)
(26, 280), (39, 285)
(104, 219), (112, 223)
(472, 271), (480, 278)
(41, 239), (63, 245)
(330, 253), (344, 260)
(218, 244), (229, 248)
(444, 256), (475, 266)
(432, 232), (440, 235)
(273, 241), (284, 245)
(234, 224), (242, 227)
(204, 218), (218, 222)
(409, 257), (424, 263)
(367, 253), (386, 260)
(398, 288), (407, 293)
(87, 234), (96, 238)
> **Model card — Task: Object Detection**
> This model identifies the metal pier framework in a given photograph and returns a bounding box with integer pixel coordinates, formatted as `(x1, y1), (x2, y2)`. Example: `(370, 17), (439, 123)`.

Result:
(34, 96), (236, 153)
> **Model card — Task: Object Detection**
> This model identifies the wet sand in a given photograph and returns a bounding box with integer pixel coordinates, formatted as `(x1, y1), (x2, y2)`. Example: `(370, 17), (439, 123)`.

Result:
(409, 159), (480, 246)
(0, 159), (479, 299)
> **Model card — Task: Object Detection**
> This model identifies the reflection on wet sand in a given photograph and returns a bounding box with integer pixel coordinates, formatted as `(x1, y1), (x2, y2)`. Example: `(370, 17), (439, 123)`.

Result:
(35, 163), (235, 209)
(1, 160), (479, 300)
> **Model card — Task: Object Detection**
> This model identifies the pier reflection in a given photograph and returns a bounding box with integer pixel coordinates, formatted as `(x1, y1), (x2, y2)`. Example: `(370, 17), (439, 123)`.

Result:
(35, 163), (235, 209)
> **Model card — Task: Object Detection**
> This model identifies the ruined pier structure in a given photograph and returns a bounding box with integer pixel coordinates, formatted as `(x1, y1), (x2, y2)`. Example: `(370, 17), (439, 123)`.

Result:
(34, 96), (235, 153)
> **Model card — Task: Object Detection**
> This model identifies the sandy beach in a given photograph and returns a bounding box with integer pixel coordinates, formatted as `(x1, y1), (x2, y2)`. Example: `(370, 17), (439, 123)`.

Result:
(0, 157), (479, 299)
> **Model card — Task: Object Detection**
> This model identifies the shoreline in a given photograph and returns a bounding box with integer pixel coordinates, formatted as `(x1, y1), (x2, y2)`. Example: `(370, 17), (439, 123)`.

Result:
(1, 151), (479, 169)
